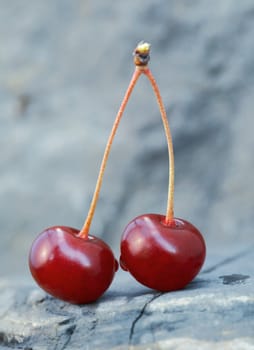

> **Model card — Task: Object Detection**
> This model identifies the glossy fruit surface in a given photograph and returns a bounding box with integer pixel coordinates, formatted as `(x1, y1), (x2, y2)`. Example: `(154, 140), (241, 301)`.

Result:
(29, 226), (118, 304)
(120, 213), (206, 291)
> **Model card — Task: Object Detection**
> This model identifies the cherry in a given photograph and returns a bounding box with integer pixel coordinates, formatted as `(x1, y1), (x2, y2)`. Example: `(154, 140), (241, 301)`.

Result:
(29, 226), (118, 304)
(28, 42), (144, 304)
(117, 42), (206, 290)
(120, 214), (206, 291)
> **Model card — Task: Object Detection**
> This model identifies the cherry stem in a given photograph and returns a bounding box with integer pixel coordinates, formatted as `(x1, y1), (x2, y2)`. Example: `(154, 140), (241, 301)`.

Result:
(79, 41), (175, 238)
(144, 68), (175, 224)
(78, 68), (142, 238)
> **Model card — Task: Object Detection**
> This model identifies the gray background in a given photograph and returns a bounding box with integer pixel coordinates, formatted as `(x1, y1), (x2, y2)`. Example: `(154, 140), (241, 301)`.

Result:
(1, 0), (254, 278)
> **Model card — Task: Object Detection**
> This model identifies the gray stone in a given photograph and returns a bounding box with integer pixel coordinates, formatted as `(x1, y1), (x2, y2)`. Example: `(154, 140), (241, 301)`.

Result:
(0, 247), (253, 349)
(1, 1), (254, 348)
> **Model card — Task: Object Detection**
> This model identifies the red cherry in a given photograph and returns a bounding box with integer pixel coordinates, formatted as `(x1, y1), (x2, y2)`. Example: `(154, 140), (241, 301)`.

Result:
(29, 226), (118, 304)
(120, 213), (206, 291)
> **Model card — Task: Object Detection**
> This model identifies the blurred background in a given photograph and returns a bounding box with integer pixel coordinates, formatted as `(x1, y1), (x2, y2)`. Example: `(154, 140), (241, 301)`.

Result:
(1, 0), (254, 278)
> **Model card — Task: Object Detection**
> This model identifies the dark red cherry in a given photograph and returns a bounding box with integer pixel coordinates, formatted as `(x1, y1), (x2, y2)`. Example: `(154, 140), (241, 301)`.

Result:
(120, 213), (206, 291)
(29, 226), (118, 304)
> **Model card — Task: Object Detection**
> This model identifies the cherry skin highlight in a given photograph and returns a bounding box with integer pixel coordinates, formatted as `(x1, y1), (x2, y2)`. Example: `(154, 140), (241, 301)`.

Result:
(120, 213), (206, 291)
(29, 226), (118, 304)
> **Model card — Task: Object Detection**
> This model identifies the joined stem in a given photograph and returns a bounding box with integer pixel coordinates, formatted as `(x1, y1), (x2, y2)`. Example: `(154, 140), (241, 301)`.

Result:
(79, 41), (175, 238)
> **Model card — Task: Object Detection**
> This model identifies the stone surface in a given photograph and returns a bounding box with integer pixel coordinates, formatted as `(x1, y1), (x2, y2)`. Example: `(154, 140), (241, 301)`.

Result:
(0, 247), (253, 349)
(1, 1), (254, 348)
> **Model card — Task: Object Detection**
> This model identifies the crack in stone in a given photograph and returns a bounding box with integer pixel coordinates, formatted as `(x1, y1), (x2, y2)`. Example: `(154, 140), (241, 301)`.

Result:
(89, 318), (98, 332)
(54, 324), (76, 350)
(61, 324), (76, 350)
(57, 317), (76, 326)
(219, 274), (250, 285)
(128, 293), (162, 347)
(201, 247), (253, 274)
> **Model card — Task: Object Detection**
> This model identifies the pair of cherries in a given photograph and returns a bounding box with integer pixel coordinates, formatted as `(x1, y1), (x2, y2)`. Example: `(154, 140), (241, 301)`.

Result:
(29, 42), (206, 304)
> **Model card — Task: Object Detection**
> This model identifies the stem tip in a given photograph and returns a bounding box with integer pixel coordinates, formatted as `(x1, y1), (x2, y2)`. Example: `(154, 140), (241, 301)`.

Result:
(133, 41), (151, 67)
